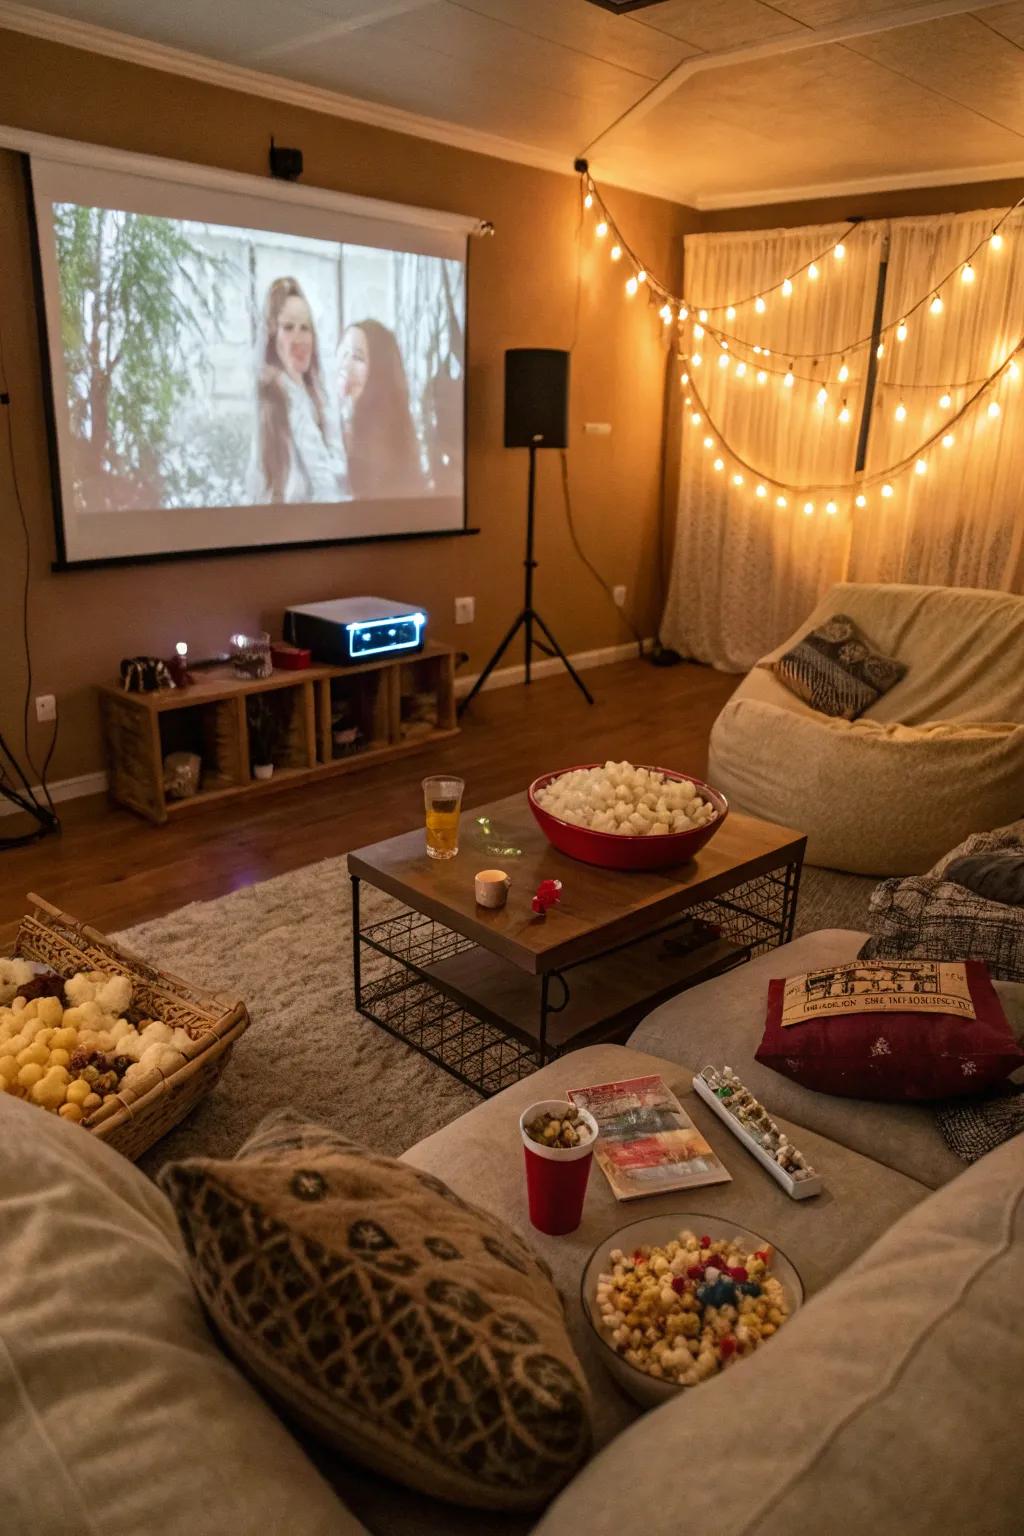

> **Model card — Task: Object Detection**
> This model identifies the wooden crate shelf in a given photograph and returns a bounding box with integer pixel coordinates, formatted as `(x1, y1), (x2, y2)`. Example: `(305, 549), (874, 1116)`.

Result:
(98, 642), (458, 824)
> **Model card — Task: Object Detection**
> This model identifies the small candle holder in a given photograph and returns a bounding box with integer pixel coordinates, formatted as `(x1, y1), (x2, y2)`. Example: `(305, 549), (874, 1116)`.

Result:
(231, 631), (273, 680)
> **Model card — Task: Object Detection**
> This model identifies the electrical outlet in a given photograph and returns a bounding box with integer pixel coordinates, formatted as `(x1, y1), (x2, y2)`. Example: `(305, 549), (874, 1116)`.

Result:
(612, 585), (627, 608)
(35, 694), (57, 723)
(454, 596), (475, 625)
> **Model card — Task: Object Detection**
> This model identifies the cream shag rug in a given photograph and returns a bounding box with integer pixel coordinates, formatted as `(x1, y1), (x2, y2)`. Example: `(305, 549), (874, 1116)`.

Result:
(121, 857), (875, 1179)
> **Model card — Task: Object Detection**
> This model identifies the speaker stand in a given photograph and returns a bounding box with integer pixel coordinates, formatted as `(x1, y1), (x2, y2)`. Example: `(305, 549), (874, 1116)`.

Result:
(458, 444), (595, 718)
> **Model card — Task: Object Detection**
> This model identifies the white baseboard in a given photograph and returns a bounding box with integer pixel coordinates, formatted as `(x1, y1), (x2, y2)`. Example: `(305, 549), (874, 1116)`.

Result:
(0, 645), (651, 815)
(0, 769), (108, 817)
(454, 639), (651, 698)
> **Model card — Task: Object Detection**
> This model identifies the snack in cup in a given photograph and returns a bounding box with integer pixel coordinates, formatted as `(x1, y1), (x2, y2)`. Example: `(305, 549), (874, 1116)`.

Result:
(520, 1099), (598, 1235)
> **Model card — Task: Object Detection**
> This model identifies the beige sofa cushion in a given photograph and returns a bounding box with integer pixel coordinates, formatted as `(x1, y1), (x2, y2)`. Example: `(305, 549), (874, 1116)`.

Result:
(0, 1094), (362, 1536)
(533, 1130), (1024, 1536)
(709, 699), (1024, 875)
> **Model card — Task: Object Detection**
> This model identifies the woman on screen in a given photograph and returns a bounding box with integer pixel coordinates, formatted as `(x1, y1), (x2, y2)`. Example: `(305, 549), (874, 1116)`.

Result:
(250, 276), (346, 504)
(337, 320), (424, 500)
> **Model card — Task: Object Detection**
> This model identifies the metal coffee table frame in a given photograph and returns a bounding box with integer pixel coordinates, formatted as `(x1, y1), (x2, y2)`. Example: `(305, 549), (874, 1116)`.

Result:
(352, 858), (801, 1098)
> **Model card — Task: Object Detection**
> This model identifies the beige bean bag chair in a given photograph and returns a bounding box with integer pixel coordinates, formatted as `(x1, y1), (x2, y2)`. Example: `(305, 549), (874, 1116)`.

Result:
(708, 583), (1024, 876)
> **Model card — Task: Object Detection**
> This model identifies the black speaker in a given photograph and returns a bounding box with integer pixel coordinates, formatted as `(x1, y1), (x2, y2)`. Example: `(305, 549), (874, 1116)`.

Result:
(504, 348), (569, 449)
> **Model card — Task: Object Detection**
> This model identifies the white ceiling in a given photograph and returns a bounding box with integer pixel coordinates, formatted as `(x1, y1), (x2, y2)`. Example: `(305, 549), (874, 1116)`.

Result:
(3, 0), (1024, 206)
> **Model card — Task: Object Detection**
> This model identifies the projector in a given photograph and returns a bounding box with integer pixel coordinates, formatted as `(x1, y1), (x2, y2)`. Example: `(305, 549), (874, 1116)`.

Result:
(284, 597), (428, 666)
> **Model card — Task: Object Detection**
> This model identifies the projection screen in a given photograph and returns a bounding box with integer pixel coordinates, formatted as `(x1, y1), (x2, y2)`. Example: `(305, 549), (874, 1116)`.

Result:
(29, 153), (469, 565)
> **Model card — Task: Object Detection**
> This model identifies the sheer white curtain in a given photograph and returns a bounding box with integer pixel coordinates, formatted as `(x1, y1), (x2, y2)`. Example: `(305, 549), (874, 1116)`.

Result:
(660, 222), (883, 670)
(855, 207), (1024, 591)
(660, 212), (1024, 671)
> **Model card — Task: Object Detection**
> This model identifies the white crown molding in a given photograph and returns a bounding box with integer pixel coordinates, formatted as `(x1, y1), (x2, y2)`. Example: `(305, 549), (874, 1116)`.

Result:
(694, 159), (1024, 212)
(0, 1), (684, 206)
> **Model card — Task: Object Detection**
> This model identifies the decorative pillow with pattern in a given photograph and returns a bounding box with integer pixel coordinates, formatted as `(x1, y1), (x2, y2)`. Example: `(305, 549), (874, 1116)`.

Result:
(158, 1112), (591, 1511)
(765, 613), (906, 719)
(756, 959), (1024, 1101)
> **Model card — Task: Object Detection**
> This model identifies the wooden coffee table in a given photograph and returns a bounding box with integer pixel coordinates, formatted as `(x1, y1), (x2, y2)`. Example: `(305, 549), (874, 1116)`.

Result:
(348, 793), (805, 1096)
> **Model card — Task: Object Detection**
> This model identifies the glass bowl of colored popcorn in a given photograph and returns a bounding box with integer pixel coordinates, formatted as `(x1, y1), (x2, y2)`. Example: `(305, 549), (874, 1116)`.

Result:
(581, 1214), (804, 1408)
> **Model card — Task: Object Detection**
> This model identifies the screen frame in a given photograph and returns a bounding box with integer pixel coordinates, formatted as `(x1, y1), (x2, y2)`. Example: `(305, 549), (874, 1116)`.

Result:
(23, 152), (476, 572)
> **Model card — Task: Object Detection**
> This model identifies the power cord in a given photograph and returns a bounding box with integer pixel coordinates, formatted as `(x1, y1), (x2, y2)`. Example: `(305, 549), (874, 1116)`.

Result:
(557, 450), (644, 659)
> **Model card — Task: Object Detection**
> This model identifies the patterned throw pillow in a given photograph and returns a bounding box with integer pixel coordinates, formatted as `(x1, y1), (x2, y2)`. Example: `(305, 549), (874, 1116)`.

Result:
(766, 613), (906, 719)
(159, 1112), (591, 1511)
(756, 959), (1024, 1101)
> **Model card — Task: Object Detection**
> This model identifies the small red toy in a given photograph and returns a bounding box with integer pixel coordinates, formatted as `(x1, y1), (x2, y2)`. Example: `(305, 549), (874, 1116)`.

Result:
(531, 878), (563, 916)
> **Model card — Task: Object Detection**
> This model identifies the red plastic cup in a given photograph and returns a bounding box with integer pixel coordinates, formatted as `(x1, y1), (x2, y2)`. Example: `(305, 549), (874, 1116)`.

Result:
(520, 1100), (599, 1236)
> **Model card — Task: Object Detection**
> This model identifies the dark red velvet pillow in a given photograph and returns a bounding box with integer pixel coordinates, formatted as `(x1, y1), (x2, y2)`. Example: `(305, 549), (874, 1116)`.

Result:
(756, 959), (1024, 1102)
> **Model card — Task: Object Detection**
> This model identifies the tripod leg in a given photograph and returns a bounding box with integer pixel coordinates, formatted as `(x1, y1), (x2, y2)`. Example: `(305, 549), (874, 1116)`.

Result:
(531, 611), (595, 705)
(457, 610), (528, 717)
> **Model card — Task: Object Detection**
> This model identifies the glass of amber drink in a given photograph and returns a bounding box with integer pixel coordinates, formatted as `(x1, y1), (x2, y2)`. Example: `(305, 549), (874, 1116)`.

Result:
(423, 775), (464, 860)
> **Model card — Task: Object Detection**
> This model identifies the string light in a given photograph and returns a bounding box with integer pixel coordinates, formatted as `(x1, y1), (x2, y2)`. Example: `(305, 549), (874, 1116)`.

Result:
(1009, 360), (1021, 380)
(678, 305), (688, 320)
(713, 457), (724, 471)
(755, 296), (767, 313)
(625, 275), (638, 296)
(726, 305), (736, 320)
(680, 371), (689, 385)
(757, 369), (768, 384)
(930, 294), (944, 315)
(660, 303), (673, 323)
(876, 342), (886, 359)
(784, 368), (795, 388)
(690, 412), (702, 426)
(755, 483), (767, 498)
(939, 392), (952, 409)
(584, 191), (593, 209)
(719, 339), (729, 351)
(703, 435), (715, 449)
(896, 320), (908, 342)
(838, 361), (849, 383)
(698, 309), (709, 323)
(834, 243), (846, 260)
(732, 472), (744, 486)
(782, 278), (793, 297)
(881, 483), (894, 498)
(838, 401), (851, 424)
(816, 386), (828, 410)
(825, 499), (838, 514)
(692, 352), (703, 367)
(807, 263), (819, 281)
(693, 323), (705, 340)
(988, 400), (1001, 418)
(855, 493), (867, 508)
(961, 262), (975, 284)
(914, 458), (927, 475)
(894, 400), (907, 422)
(736, 361), (747, 378)
(611, 244), (622, 261)
(637, 269), (647, 284)
(775, 494), (788, 508)
(718, 352), (730, 369)
(803, 501), (815, 515)
(942, 432), (955, 448)
(990, 231), (1004, 250)
(596, 220), (608, 238)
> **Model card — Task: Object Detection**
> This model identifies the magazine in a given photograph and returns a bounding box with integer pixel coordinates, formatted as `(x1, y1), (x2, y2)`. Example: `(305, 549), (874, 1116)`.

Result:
(568, 1075), (731, 1201)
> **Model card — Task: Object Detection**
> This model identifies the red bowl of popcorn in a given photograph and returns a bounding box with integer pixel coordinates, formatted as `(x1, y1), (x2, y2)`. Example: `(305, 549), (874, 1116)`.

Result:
(528, 762), (728, 871)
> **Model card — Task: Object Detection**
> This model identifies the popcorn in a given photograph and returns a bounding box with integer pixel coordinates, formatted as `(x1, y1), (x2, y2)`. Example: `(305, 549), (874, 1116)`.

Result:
(535, 762), (718, 838)
(594, 1227), (792, 1387)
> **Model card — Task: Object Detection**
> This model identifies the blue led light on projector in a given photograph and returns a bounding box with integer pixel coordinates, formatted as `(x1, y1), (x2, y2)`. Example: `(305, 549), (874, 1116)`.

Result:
(345, 611), (427, 659)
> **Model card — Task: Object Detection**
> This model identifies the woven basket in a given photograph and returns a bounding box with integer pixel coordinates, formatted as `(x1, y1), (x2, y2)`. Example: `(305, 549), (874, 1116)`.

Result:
(13, 893), (250, 1161)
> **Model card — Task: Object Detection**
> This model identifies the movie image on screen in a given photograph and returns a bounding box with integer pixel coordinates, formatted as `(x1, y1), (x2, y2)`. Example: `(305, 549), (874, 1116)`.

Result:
(29, 156), (468, 564)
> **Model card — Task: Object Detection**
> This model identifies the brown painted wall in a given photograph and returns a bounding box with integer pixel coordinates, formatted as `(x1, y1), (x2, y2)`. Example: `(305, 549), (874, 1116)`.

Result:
(700, 177), (1024, 233)
(0, 29), (696, 783)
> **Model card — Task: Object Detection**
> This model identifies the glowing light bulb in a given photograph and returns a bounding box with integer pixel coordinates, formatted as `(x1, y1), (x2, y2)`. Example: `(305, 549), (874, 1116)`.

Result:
(703, 435), (714, 449)
(834, 242), (846, 260)
(775, 494), (788, 509)
(755, 484), (767, 498)
(719, 339), (729, 351)
(726, 305), (736, 320)
(175, 641), (188, 658)
(914, 458), (927, 475)
(625, 276), (638, 296)
(1009, 360), (1021, 380)
(688, 414), (700, 429)
(930, 294), (944, 315)
(881, 483), (894, 498)
(757, 370), (767, 384)
(876, 342), (886, 359)
(718, 353), (729, 369)
(988, 400), (1001, 418)
(894, 401), (907, 422)
(782, 278), (793, 297)
(838, 361), (849, 383)
(679, 372), (689, 385)
(678, 305), (688, 320)
(584, 191), (593, 209)
(755, 296), (766, 314)
(803, 501), (815, 516)
(942, 432), (955, 448)
(825, 499), (838, 515)
(808, 263), (819, 281)
(610, 244), (622, 262)
(736, 361), (747, 377)
(784, 369), (795, 388)
(961, 262), (975, 284)
(693, 323), (705, 340)
(838, 402), (851, 424)
(595, 221), (608, 238)
(698, 309), (709, 323)
(753, 345), (762, 355)
(990, 231), (1004, 250)
(763, 348), (771, 356)
(660, 303), (673, 323)
(855, 493), (867, 508)
(684, 396), (692, 407)
(896, 320), (908, 342)
(939, 392), (952, 409)
(732, 473), (744, 486)
(816, 386), (828, 409)
(637, 269), (647, 284)
(692, 352), (702, 367)
(713, 457), (724, 471)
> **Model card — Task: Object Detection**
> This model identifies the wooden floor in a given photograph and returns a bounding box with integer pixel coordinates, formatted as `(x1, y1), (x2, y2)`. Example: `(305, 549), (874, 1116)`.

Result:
(0, 658), (738, 949)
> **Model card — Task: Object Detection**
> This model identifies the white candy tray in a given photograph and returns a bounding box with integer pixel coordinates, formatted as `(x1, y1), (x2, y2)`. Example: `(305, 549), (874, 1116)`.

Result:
(692, 1073), (824, 1201)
